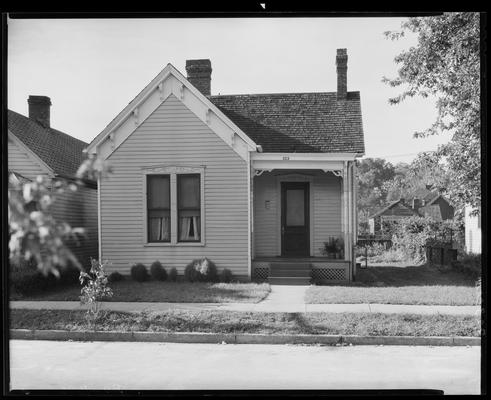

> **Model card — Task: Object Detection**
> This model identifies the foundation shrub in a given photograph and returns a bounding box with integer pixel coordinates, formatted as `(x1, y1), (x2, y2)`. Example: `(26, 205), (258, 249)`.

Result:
(150, 261), (167, 281)
(131, 263), (149, 282)
(108, 271), (125, 283)
(168, 267), (178, 282)
(184, 258), (218, 283)
(220, 268), (234, 283)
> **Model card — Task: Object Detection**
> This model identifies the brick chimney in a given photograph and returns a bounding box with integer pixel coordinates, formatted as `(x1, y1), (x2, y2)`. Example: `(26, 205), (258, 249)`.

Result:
(412, 198), (422, 211)
(185, 59), (212, 96)
(28, 95), (51, 128)
(336, 49), (348, 100)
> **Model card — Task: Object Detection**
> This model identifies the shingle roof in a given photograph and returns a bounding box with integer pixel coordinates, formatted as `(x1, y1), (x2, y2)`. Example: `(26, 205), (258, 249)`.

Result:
(8, 109), (88, 178)
(209, 91), (365, 153)
(369, 199), (419, 219)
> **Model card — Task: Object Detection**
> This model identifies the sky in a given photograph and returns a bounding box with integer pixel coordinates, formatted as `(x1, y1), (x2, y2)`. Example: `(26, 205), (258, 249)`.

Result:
(7, 16), (452, 164)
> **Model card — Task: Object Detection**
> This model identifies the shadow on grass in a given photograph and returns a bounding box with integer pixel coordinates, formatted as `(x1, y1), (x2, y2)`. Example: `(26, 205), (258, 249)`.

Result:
(321, 264), (478, 288)
(10, 280), (271, 303)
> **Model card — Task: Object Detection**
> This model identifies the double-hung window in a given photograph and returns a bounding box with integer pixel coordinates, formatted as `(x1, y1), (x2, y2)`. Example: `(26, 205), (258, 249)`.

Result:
(145, 167), (204, 245)
(178, 174), (201, 242)
(147, 175), (171, 242)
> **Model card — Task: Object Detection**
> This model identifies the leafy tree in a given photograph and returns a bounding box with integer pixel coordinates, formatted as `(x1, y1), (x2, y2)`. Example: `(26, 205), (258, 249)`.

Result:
(356, 158), (396, 216)
(8, 154), (111, 276)
(383, 12), (481, 214)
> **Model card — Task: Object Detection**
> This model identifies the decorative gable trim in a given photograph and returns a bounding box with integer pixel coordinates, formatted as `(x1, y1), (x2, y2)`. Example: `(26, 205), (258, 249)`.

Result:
(8, 131), (55, 177)
(86, 64), (257, 162)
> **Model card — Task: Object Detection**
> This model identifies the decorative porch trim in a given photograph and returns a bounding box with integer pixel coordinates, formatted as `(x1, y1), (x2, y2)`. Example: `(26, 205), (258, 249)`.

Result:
(330, 170), (342, 177)
(254, 169), (272, 176)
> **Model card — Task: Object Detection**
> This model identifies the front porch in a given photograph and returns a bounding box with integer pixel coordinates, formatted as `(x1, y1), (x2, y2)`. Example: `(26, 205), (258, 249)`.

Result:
(252, 257), (351, 284)
(250, 153), (358, 283)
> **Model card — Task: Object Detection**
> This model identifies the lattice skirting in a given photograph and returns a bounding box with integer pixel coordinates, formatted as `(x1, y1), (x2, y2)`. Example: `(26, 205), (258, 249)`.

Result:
(252, 263), (270, 280)
(311, 264), (348, 282)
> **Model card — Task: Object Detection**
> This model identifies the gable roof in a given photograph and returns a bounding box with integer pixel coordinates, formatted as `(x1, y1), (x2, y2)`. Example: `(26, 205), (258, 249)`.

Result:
(8, 109), (89, 179)
(209, 92), (364, 154)
(86, 63), (257, 159)
(369, 199), (420, 219)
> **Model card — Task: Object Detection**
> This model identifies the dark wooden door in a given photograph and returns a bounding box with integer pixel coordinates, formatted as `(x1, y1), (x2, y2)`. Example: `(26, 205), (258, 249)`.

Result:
(281, 182), (310, 257)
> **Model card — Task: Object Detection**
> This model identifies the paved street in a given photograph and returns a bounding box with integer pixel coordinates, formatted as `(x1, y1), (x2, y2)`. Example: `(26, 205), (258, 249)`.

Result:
(9, 340), (481, 394)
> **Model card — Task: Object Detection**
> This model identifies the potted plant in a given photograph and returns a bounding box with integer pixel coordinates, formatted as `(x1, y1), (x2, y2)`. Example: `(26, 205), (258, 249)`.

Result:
(335, 236), (345, 259)
(323, 236), (337, 259)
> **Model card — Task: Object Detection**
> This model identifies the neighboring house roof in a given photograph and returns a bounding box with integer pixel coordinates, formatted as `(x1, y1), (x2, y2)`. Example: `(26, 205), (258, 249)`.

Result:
(209, 92), (364, 154)
(423, 192), (443, 206)
(8, 109), (88, 178)
(368, 199), (419, 219)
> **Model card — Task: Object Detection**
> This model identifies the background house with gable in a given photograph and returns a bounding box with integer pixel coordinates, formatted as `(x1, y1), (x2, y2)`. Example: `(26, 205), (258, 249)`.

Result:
(8, 96), (98, 268)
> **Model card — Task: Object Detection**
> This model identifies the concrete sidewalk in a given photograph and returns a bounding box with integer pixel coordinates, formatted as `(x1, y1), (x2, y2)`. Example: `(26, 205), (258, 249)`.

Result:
(9, 301), (481, 315)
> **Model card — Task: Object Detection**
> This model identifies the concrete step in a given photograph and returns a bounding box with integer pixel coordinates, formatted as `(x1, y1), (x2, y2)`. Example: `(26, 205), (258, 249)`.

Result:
(268, 277), (311, 285)
(270, 262), (311, 268)
(269, 269), (312, 277)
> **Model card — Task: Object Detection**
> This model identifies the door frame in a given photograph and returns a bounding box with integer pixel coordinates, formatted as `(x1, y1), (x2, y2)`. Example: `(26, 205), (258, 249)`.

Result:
(281, 181), (310, 257)
(276, 174), (314, 257)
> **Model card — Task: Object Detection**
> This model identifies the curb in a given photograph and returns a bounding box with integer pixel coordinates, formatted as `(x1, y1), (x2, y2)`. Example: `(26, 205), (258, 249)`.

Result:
(9, 329), (481, 346)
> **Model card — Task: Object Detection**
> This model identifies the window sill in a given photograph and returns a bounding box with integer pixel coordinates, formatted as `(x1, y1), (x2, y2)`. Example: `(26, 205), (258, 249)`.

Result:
(143, 242), (205, 247)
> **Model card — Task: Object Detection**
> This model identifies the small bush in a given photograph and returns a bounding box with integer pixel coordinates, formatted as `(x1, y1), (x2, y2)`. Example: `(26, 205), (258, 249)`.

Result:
(451, 253), (481, 278)
(108, 271), (125, 283)
(9, 258), (80, 295)
(220, 268), (233, 283)
(131, 263), (149, 282)
(184, 258), (218, 282)
(150, 261), (167, 281)
(169, 267), (178, 282)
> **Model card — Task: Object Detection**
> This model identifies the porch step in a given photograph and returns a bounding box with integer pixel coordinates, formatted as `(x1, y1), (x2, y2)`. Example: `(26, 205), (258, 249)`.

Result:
(268, 277), (312, 285)
(269, 269), (312, 277)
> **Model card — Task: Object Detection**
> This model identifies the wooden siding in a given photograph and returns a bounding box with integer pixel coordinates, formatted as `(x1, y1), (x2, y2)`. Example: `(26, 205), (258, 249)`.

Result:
(100, 94), (249, 276)
(313, 173), (342, 256)
(253, 171), (342, 257)
(51, 185), (99, 269)
(8, 137), (50, 180)
(465, 205), (481, 254)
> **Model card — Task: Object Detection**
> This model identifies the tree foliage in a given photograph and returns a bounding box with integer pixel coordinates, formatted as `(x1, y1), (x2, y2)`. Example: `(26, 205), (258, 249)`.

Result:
(8, 154), (112, 276)
(383, 12), (481, 213)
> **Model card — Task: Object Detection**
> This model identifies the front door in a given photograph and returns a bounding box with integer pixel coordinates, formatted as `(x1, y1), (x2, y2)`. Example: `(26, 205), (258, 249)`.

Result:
(281, 182), (310, 257)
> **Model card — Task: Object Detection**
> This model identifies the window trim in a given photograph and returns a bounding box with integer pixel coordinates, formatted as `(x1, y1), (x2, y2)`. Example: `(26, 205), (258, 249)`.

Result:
(142, 165), (205, 246)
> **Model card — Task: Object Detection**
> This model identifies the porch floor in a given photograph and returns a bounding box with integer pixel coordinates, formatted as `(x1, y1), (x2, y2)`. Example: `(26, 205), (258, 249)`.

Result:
(253, 257), (348, 263)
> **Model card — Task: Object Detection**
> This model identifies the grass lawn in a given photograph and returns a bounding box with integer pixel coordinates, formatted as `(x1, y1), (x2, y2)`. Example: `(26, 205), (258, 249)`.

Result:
(10, 309), (480, 337)
(10, 280), (271, 304)
(306, 264), (481, 305)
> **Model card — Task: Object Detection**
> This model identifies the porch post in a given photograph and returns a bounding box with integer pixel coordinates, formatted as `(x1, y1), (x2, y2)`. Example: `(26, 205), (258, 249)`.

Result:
(342, 162), (350, 267)
(352, 161), (358, 279)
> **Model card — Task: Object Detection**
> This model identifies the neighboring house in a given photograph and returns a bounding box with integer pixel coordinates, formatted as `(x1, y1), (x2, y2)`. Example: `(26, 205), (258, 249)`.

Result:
(368, 191), (455, 236)
(8, 96), (98, 268)
(465, 205), (481, 254)
(86, 49), (365, 283)
(368, 199), (420, 236)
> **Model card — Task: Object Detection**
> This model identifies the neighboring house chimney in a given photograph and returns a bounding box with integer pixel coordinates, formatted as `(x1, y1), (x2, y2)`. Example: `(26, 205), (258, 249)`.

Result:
(412, 198), (422, 211)
(28, 95), (51, 128)
(336, 48), (348, 100)
(185, 59), (212, 96)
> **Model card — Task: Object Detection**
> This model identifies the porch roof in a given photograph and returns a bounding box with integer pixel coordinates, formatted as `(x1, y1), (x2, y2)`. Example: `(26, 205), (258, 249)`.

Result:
(251, 152), (356, 172)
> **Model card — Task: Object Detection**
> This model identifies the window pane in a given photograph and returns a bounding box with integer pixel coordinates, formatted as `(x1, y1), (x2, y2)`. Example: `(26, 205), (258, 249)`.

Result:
(178, 174), (200, 209)
(148, 175), (170, 209)
(286, 189), (305, 226)
(148, 210), (170, 242)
